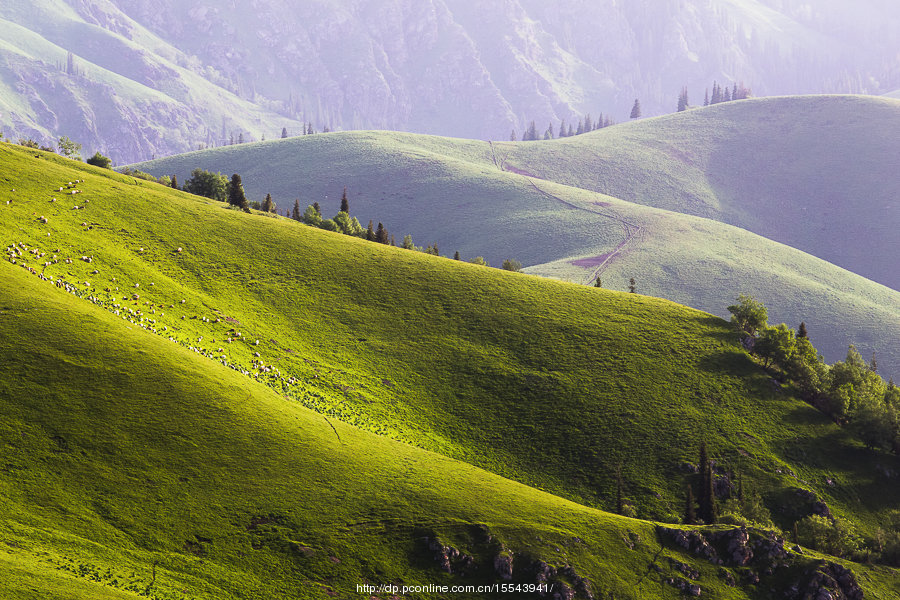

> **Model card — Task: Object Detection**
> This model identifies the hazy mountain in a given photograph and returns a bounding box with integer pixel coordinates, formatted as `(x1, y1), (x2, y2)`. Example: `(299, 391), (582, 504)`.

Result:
(2, 0), (899, 162)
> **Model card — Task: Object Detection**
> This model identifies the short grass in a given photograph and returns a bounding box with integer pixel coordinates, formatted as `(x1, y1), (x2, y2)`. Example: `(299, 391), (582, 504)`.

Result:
(131, 97), (900, 376)
(3, 143), (900, 597)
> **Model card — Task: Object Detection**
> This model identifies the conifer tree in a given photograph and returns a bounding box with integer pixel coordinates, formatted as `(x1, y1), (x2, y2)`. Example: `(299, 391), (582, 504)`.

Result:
(576, 119), (584, 135)
(594, 278), (602, 288)
(798, 321), (808, 339)
(307, 122), (314, 135)
(724, 86), (732, 102)
(454, 251), (460, 260)
(313, 202), (321, 216)
(684, 486), (696, 525)
(171, 175), (178, 189)
(340, 188), (349, 213)
(567, 124), (575, 137)
(558, 119), (567, 137)
(375, 222), (389, 244)
(583, 114), (592, 133)
(596, 113), (604, 129)
(264, 193), (276, 213)
(390, 234), (395, 246)
(282, 127), (288, 138)
(510, 130), (517, 141)
(227, 174), (249, 212)
(704, 89), (709, 106)
(366, 220), (375, 241)
(546, 122), (555, 139)
(628, 277), (636, 293)
(733, 83), (739, 101)
(677, 87), (689, 112)
(402, 234), (414, 250)
(238, 132), (245, 144)
(630, 99), (642, 119)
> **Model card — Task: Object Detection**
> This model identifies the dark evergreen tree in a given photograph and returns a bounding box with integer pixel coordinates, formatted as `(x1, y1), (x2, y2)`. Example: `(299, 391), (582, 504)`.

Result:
(238, 132), (245, 144)
(292, 199), (302, 220)
(281, 127), (288, 138)
(576, 119), (584, 135)
(724, 86), (732, 102)
(366, 220), (376, 241)
(704, 89), (710, 106)
(733, 83), (739, 101)
(583, 114), (592, 133)
(596, 113), (604, 129)
(546, 122), (555, 139)
(261, 193), (275, 213)
(390, 234), (395, 246)
(454, 251), (460, 260)
(313, 201), (321, 216)
(558, 119), (567, 137)
(677, 86), (689, 112)
(526, 120), (538, 141)
(594, 278), (602, 288)
(375, 222), (389, 244)
(340, 188), (349, 213)
(684, 486), (696, 525)
(510, 129), (517, 141)
(567, 123), (575, 137)
(628, 277), (636, 293)
(711, 82), (722, 104)
(227, 174), (249, 212)
(871, 352), (878, 373)
(630, 99), (642, 119)
(698, 441), (709, 520)
(798, 321), (808, 339)
(171, 175), (178, 189)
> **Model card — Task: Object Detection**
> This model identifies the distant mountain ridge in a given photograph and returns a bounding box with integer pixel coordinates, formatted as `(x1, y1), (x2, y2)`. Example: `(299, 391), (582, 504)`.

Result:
(2, 0), (899, 162)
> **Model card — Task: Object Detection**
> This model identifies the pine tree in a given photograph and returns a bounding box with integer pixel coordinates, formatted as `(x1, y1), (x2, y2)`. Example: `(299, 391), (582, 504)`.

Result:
(583, 114), (592, 133)
(340, 188), (349, 213)
(558, 119), (567, 137)
(711, 82), (721, 104)
(732, 83), (739, 101)
(630, 99), (642, 119)
(281, 127), (288, 138)
(292, 199), (302, 220)
(871, 352), (878, 373)
(366, 220), (375, 241)
(375, 222), (389, 244)
(261, 193), (275, 213)
(576, 119), (584, 135)
(313, 202), (321, 216)
(594, 278), (602, 288)
(677, 86), (689, 112)
(567, 124), (575, 137)
(596, 113), (604, 129)
(628, 277), (636, 293)
(546, 122), (555, 139)
(228, 174), (249, 212)
(724, 86), (732, 102)
(307, 122), (314, 135)
(238, 132), (245, 144)
(698, 441), (710, 522)
(454, 251), (460, 260)
(171, 175), (178, 189)
(526, 120), (538, 141)
(797, 321), (808, 338)
(704, 89), (709, 106)
(402, 234), (414, 250)
(510, 129), (517, 141)
(390, 234), (395, 246)
(684, 486), (696, 525)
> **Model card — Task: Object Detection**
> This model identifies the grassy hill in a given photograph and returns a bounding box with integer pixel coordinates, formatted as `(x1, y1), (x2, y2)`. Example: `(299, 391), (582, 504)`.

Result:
(3, 142), (900, 597)
(497, 95), (900, 293)
(130, 97), (900, 377)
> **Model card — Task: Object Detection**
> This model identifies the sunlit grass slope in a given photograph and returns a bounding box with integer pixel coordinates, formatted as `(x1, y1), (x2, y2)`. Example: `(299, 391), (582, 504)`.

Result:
(3, 143), (900, 597)
(131, 102), (900, 376)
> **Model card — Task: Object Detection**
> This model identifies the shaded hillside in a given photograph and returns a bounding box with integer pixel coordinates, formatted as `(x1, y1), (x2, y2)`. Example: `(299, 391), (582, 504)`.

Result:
(498, 95), (900, 293)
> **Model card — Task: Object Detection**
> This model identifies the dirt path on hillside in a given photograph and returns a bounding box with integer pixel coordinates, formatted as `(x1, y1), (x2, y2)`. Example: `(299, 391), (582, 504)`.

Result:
(487, 141), (643, 285)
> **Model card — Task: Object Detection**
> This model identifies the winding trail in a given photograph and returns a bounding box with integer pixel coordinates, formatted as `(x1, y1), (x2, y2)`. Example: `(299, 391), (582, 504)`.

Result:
(488, 141), (643, 285)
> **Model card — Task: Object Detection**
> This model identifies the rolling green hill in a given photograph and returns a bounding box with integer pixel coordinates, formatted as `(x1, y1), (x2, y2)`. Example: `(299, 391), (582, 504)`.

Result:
(3, 142), (900, 597)
(130, 96), (900, 377)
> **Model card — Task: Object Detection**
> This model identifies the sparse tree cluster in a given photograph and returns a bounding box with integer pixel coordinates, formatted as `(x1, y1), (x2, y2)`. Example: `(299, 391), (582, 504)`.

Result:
(515, 112), (615, 142)
(728, 295), (900, 453)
